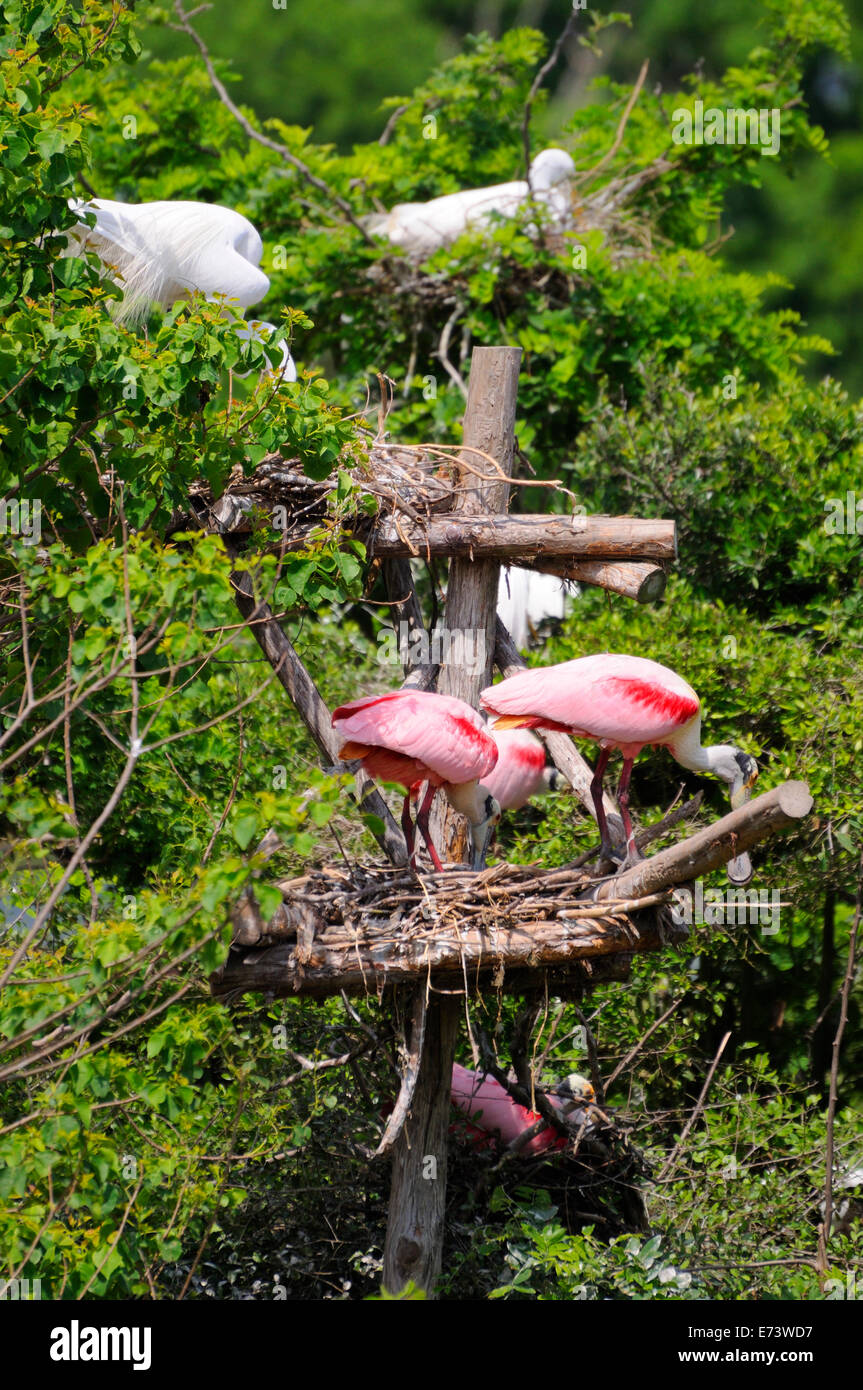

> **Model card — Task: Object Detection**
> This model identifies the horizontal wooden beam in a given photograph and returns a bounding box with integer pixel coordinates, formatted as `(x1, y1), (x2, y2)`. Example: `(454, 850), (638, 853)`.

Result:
(593, 781), (813, 902)
(372, 514), (676, 563)
(210, 899), (668, 1001)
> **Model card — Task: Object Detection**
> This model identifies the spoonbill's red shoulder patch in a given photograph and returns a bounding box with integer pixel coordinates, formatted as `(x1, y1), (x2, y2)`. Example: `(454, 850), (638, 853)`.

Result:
(609, 677), (700, 727)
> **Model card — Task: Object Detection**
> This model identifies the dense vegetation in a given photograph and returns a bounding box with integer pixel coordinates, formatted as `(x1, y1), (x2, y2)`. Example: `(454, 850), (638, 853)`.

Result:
(0, 0), (860, 1300)
(141, 0), (863, 396)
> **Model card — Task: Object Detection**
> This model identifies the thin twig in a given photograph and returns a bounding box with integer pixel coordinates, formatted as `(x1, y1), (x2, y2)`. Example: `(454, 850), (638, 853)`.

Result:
(604, 997), (683, 1089)
(522, 10), (580, 182)
(436, 300), (468, 399)
(657, 1030), (731, 1182)
(576, 61), (649, 188)
(171, 2), (375, 245)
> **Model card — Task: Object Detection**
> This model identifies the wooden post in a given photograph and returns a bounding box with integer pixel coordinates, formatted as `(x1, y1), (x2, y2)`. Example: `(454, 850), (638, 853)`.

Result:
(382, 346), (521, 1297)
(430, 347), (522, 858)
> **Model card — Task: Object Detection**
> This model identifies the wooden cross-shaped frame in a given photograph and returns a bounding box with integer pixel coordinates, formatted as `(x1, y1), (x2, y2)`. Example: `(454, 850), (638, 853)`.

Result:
(220, 346), (811, 1298)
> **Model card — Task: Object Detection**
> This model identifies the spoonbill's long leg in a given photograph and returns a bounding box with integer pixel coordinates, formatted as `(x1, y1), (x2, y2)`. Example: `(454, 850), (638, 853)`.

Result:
(590, 746), (617, 860)
(415, 782), (445, 872)
(401, 793), (416, 869)
(616, 756), (642, 866)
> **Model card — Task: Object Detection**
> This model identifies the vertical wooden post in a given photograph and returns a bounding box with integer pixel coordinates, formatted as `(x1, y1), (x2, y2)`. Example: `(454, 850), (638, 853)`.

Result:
(382, 347), (521, 1297)
(430, 346), (522, 856)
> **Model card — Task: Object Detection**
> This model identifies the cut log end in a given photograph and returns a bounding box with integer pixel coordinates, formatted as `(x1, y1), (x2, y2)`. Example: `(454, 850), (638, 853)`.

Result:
(776, 780), (814, 819)
(636, 566), (667, 604)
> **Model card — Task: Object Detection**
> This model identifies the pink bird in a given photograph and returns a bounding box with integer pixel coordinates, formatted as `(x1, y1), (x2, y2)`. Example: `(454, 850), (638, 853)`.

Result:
(481, 654), (758, 880)
(332, 689), (501, 872)
(451, 1063), (597, 1155)
(484, 727), (563, 810)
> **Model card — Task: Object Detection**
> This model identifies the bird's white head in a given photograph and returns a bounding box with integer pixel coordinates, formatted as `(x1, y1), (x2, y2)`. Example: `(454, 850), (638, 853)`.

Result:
(557, 1073), (596, 1107)
(530, 148), (576, 191)
(705, 746), (759, 807)
(446, 781), (502, 871)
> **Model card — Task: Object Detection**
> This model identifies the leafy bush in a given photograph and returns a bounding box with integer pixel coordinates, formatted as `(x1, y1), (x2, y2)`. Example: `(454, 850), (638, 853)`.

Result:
(1, 0), (860, 1301)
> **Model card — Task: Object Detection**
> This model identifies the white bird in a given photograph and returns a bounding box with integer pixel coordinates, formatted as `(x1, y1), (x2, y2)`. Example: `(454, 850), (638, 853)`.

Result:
(64, 198), (297, 381)
(497, 566), (569, 651)
(375, 148), (575, 256)
(66, 198), (269, 320)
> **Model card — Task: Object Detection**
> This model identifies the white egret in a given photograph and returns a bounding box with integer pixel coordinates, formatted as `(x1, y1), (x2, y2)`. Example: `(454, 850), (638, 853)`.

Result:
(64, 198), (297, 381)
(497, 566), (569, 651)
(374, 148), (575, 256)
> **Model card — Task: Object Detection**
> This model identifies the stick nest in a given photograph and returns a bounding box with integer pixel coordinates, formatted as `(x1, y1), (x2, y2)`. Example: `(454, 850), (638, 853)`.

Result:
(219, 859), (682, 1003)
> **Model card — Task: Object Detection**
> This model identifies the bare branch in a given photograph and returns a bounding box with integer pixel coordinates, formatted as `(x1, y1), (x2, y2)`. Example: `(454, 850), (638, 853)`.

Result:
(171, 2), (375, 245)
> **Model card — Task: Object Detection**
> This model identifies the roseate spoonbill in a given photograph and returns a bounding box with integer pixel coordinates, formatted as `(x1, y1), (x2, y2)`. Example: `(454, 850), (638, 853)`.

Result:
(481, 654), (758, 881)
(451, 1063), (599, 1154)
(372, 148), (575, 256)
(65, 198), (297, 380)
(332, 689), (501, 871)
(485, 727), (563, 811)
(497, 566), (568, 651)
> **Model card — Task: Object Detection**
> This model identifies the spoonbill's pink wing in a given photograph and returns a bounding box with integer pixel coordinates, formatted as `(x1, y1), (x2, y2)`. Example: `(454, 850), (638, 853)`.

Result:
(482, 654), (700, 751)
(451, 1063), (563, 1155)
(484, 728), (547, 809)
(333, 690), (497, 784)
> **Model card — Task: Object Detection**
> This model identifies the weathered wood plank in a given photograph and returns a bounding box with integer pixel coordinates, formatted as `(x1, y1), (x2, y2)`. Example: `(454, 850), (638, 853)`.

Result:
(211, 904), (666, 999)
(372, 513), (676, 562)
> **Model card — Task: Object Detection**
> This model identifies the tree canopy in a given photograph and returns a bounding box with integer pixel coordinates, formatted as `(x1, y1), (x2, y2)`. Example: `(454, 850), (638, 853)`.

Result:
(0, 0), (860, 1301)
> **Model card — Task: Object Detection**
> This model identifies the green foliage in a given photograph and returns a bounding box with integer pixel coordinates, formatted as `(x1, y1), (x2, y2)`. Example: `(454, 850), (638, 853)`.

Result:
(1, 0), (861, 1303)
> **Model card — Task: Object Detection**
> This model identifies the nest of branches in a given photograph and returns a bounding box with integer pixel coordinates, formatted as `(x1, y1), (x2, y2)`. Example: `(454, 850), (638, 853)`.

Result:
(447, 1115), (650, 1242)
(189, 441), (460, 540)
(213, 860), (680, 1004)
(355, 151), (672, 373)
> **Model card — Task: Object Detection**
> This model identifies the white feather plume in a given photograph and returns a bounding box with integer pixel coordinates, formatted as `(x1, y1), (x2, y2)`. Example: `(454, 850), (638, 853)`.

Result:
(65, 198), (270, 325)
